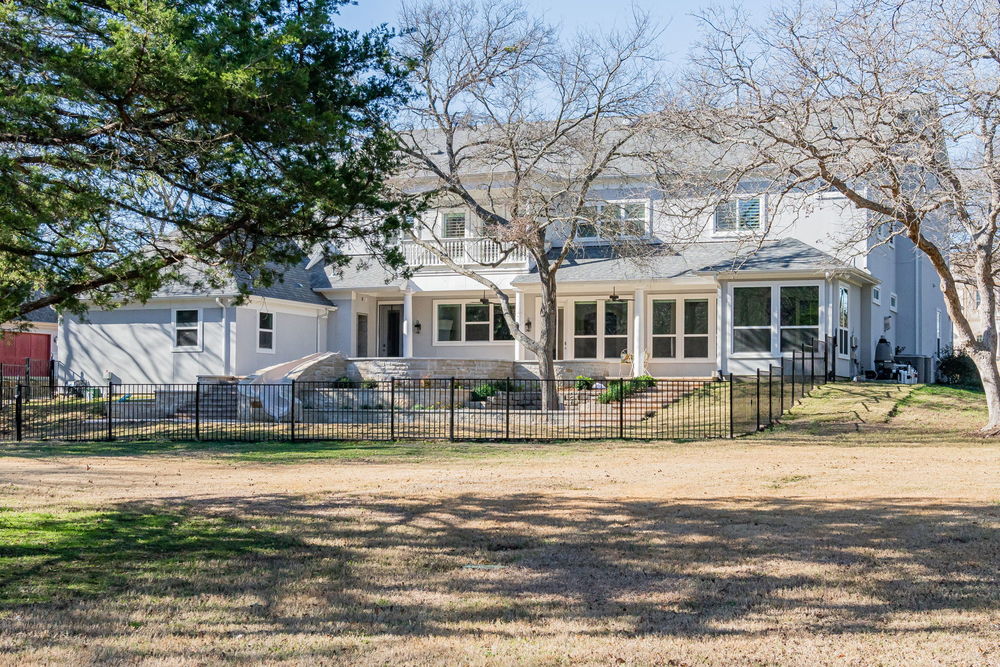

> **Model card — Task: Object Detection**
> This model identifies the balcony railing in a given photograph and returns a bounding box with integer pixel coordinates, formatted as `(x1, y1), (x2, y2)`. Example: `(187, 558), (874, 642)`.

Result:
(401, 237), (529, 268)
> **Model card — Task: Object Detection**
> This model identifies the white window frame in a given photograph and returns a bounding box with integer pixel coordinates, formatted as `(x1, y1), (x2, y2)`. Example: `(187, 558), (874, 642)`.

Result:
(439, 210), (468, 239)
(432, 300), (514, 346)
(567, 299), (634, 360)
(713, 196), (764, 235)
(837, 285), (850, 359)
(575, 199), (650, 241)
(256, 310), (275, 353)
(779, 285), (822, 354)
(172, 308), (203, 352)
(872, 286), (881, 305)
(646, 294), (715, 361)
(889, 292), (898, 312)
(727, 281), (824, 358)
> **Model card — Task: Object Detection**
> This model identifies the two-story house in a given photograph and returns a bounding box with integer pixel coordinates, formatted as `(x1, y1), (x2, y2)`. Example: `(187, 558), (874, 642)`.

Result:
(56, 174), (950, 385)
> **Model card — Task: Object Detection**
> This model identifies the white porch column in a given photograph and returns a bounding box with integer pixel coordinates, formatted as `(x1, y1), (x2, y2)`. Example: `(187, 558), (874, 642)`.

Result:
(402, 289), (414, 358)
(513, 291), (524, 361)
(632, 288), (646, 377)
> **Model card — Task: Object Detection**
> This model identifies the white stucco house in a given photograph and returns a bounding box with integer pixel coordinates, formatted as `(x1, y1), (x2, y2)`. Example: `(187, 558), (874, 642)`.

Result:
(56, 181), (952, 385)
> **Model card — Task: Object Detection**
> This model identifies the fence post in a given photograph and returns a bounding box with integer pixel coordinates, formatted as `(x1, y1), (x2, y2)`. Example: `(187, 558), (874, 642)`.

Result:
(390, 378), (396, 441)
(106, 382), (113, 441)
(289, 381), (296, 442)
(617, 379), (625, 439)
(194, 381), (201, 441)
(728, 373), (735, 438)
(15, 383), (23, 441)
(24, 358), (31, 401)
(48, 359), (55, 398)
(504, 377), (511, 440)
(791, 349), (797, 405)
(768, 365), (773, 426)
(810, 339), (816, 390)
(779, 358), (785, 416)
(823, 335), (829, 383)
(449, 377), (456, 442)
(755, 367), (761, 431)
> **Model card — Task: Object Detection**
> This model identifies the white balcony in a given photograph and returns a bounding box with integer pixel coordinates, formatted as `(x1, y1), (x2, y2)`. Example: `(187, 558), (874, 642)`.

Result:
(401, 237), (529, 268)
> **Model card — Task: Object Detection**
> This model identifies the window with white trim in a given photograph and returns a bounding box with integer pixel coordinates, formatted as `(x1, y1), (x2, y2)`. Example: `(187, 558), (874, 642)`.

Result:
(257, 312), (274, 351)
(684, 300), (709, 358)
(732, 286), (771, 353)
(435, 302), (513, 343)
(838, 286), (850, 356)
(573, 301), (598, 358)
(173, 309), (200, 350)
(441, 212), (466, 238)
(780, 286), (819, 352)
(651, 300), (676, 358)
(714, 197), (761, 232)
(872, 287), (881, 305)
(604, 300), (628, 359)
(576, 200), (648, 239)
(889, 292), (898, 312)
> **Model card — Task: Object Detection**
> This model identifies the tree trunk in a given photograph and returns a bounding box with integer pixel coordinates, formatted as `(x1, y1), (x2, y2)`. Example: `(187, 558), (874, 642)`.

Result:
(536, 271), (560, 411)
(968, 347), (1000, 435)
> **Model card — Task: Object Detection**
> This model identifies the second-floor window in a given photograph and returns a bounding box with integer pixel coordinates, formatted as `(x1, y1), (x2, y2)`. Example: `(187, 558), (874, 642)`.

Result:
(576, 200), (648, 239)
(441, 212), (466, 238)
(714, 197), (761, 232)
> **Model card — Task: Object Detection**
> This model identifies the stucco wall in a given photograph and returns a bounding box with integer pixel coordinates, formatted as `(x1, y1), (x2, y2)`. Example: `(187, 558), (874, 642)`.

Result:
(233, 307), (324, 376)
(60, 301), (226, 384)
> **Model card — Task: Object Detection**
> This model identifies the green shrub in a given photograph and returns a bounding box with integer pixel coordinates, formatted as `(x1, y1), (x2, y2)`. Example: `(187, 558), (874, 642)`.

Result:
(632, 374), (656, 389)
(361, 379), (379, 389)
(575, 375), (595, 390)
(937, 349), (981, 387)
(470, 383), (497, 401)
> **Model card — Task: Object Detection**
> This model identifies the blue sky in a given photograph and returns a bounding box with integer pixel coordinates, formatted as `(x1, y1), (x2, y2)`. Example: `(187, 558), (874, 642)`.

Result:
(336, 0), (779, 66)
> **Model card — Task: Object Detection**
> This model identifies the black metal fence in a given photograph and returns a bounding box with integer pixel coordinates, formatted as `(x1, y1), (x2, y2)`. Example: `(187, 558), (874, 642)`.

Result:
(0, 340), (833, 444)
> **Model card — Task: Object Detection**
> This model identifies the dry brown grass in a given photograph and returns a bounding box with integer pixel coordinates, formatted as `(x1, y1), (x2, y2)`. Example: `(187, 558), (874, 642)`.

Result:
(0, 383), (998, 666)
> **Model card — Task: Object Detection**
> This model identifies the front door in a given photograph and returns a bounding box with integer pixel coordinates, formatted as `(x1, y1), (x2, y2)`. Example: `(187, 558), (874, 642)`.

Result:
(378, 304), (403, 357)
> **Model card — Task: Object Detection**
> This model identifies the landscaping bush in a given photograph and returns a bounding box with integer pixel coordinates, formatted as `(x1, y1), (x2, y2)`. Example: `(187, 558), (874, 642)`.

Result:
(596, 376), (657, 403)
(632, 374), (656, 389)
(937, 348), (982, 388)
(575, 376), (595, 390)
(470, 383), (497, 401)
(361, 379), (379, 389)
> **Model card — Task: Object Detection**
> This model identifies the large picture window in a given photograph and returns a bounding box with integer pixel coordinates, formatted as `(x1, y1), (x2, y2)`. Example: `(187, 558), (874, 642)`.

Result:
(651, 300), (676, 358)
(684, 300), (709, 358)
(435, 302), (513, 344)
(173, 309), (201, 350)
(572, 300), (630, 359)
(732, 287), (771, 352)
(779, 286), (819, 352)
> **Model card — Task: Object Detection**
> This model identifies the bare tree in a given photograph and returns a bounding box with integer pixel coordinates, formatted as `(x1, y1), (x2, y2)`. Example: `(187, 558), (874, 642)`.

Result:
(662, 0), (1000, 433)
(394, 0), (661, 407)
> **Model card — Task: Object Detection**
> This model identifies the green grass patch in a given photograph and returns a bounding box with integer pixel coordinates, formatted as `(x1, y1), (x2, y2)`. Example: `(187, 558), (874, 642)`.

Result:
(0, 508), (298, 606)
(0, 437), (594, 463)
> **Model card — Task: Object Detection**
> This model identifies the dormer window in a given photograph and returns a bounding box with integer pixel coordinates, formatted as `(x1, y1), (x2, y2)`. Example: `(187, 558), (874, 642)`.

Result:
(714, 197), (761, 232)
(441, 212), (466, 238)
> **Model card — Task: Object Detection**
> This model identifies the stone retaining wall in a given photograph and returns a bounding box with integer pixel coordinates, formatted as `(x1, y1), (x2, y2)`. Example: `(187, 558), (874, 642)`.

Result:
(513, 360), (617, 380)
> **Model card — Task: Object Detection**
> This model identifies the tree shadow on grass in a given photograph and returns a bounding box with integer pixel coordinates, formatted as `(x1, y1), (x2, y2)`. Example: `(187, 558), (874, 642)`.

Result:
(2, 492), (997, 662)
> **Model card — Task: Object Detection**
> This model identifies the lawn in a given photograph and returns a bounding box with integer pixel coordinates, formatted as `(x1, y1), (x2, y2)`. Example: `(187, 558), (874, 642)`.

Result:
(0, 383), (998, 665)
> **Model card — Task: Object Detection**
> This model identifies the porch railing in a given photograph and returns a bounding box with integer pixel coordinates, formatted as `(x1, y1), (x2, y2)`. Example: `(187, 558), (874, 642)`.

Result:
(401, 237), (529, 267)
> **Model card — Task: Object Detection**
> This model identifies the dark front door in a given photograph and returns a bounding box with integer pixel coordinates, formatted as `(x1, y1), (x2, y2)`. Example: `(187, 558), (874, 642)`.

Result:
(378, 304), (403, 357)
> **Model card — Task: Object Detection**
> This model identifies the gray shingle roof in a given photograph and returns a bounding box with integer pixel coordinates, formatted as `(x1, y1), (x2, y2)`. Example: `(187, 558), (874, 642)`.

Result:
(314, 256), (405, 291)
(511, 238), (852, 284)
(156, 258), (333, 306)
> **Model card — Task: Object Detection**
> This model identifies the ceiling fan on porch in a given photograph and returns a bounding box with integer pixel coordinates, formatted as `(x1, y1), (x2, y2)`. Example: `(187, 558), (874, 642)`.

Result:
(479, 291), (491, 305)
(607, 286), (632, 302)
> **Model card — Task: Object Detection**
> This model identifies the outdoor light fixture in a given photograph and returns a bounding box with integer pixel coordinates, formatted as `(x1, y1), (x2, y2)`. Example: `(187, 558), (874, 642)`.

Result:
(608, 286), (620, 301)
(479, 291), (491, 305)
(413, 320), (422, 334)
(525, 318), (532, 332)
